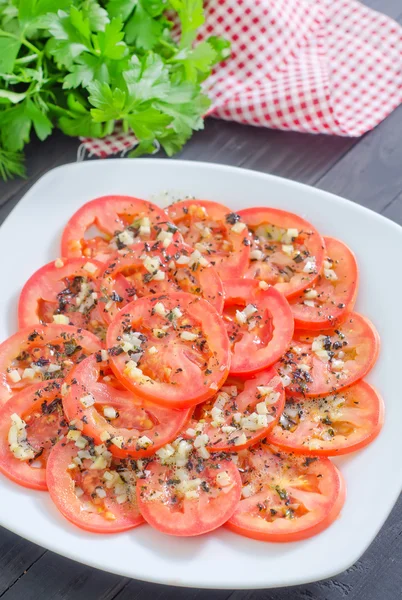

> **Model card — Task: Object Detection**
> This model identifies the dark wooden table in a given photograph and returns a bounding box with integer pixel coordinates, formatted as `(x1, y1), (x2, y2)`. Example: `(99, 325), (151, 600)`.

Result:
(1, 1), (401, 597)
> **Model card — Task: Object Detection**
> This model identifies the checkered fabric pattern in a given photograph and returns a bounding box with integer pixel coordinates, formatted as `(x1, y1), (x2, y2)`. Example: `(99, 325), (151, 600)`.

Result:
(79, 0), (402, 158)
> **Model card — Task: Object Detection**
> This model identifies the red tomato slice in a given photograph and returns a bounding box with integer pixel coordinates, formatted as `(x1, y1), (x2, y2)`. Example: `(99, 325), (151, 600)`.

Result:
(18, 258), (106, 339)
(61, 195), (169, 262)
(289, 237), (358, 330)
(137, 444), (241, 536)
(187, 368), (284, 452)
(276, 313), (379, 397)
(46, 440), (144, 533)
(0, 325), (101, 406)
(62, 354), (193, 458)
(267, 380), (384, 456)
(107, 292), (230, 408)
(166, 200), (250, 281)
(222, 279), (294, 375)
(226, 444), (345, 542)
(238, 207), (325, 299)
(99, 239), (224, 324)
(0, 381), (67, 490)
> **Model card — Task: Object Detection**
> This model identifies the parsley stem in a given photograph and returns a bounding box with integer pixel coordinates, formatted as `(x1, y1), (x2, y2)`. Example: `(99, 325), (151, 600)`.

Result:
(0, 30), (42, 55)
(21, 37), (42, 55)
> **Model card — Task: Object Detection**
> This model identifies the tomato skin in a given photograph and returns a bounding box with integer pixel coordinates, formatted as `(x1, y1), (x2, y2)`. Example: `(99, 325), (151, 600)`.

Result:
(267, 381), (384, 456)
(46, 440), (145, 533)
(61, 195), (168, 262)
(166, 199), (250, 281)
(222, 279), (294, 376)
(289, 237), (359, 330)
(0, 381), (67, 491)
(18, 257), (106, 338)
(62, 354), (193, 458)
(226, 445), (346, 543)
(278, 313), (380, 398)
(238, 207), (325, 299)
(137, 457), (241, 536)
(0, 324), (102, 406)
(107, 292), (231, 409)
(99, 240), (224, 324)
(188, 368), (285, 452)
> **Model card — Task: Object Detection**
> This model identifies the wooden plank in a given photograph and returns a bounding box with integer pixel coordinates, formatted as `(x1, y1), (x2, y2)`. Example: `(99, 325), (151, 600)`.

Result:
(0, 552), (129, 600)
(175, 118), (357, 186)
(316, 103), (402, 213)
(381, 190), (402, 225)
(0, 528), (45, 595)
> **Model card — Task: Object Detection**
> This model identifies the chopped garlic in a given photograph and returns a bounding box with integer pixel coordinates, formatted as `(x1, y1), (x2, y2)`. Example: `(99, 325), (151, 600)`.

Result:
(22, 368), (35, 380)
(53, 314), (70, 325)
(303, 259), (316, 273)
(256, 401), (268, 415)
(180, 331), (197, 342)
(143, 256), (160, 273)
(103, 406), (117, 419)
(154, 302), (166, 317)
(231, 222), (246, 234)
(176, 254), (190, 265)
(8, 370), (21, 383)
(235, 433), (247, 446)
(304, 300), (315, 307)
(324, 268), (338, 281)
(258, 280), (269, 290)
(137, 436), (153, 449)
(304, 288), (318, 299)
(153, 270), (165, 281)
(111, 436), (124, 449)
(216, 471), (231, 487)
(250, 249), (264, 260)
(118, 229), (135, 246)
(83, 262), (97, 274)
(80, 394), (95, 408)
(54, 258), (64, 268)
(282, 244), (294, 256)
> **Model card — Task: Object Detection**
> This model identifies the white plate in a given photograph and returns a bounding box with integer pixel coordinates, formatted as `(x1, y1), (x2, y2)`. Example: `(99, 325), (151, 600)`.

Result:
(0, 159), (400, 589)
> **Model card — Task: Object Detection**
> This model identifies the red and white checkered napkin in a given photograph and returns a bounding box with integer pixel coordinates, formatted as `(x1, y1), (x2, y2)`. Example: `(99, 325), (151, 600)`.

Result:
(79, 0), (402, 158)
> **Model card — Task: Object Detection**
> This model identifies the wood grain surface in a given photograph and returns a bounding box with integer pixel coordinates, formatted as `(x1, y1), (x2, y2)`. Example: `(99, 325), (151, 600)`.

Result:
(0, 1), (401, 597)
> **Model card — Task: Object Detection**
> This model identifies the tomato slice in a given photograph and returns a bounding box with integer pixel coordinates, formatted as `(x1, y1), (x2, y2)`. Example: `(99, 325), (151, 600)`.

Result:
(166, 200), (250, 280)
(289, 237), (358, 330)
(238, 207), (325, 299)
(267, 380), (384, 456)
(226, 444), (345, 542)
(0, 325), (102, 406)
(62, 354), (193, 458)
(0, 381), (67, 490)
(61, 195), (170, 262)
(137, 440), (241, 536)
(222, 279), (294, 375)
(276, 313), (379, 397)
(106, 292), (230, 408)
(99, 239), (224, 324)
(46, 440), (144, 533)
(18, 258), (106, 339)
(187, 368), (284, 452)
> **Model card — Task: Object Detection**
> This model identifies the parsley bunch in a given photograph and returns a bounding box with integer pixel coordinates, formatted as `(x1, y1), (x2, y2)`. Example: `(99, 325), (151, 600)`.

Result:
(0, 0), (229, 180)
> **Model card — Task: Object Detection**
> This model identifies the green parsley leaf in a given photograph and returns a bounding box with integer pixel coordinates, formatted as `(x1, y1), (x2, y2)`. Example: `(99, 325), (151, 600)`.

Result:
(125, 0), (165, 50)
(25, 98), (53, 141)
(106, 0), (137, 22)
(0, 36), (20, 74)
(0, 101), (32, 152)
